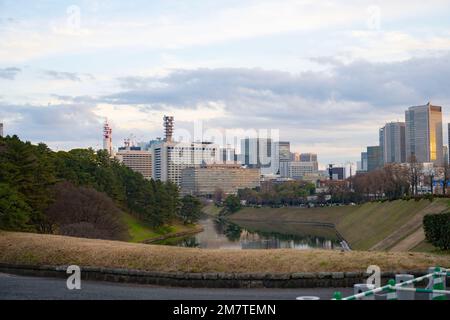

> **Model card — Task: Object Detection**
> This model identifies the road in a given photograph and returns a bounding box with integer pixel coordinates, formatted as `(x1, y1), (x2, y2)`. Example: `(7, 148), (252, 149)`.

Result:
(0, 273), (353, 300)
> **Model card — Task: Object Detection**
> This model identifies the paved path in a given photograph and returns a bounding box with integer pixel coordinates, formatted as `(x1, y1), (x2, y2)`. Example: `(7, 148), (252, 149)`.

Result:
(390, 227), (425, 252)
(0, 273), (353, 300)
(370, 200), (447, 251)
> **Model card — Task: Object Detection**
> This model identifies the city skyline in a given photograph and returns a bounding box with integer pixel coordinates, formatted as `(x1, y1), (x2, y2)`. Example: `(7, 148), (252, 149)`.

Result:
(1, 1), (450, 164)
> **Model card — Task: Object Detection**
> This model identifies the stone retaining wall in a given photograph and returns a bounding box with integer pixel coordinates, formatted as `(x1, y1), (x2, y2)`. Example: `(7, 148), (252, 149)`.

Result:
(1, 263), (444, 288)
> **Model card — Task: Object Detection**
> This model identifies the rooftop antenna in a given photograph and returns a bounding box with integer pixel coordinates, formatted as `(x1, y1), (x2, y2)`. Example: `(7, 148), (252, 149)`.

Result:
(163, 115), (174, 142)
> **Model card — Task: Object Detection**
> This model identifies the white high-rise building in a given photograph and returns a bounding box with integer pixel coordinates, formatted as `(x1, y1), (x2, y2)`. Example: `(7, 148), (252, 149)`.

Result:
(381, 122), (406, 163)
(0, 123), (3, 137)
(151, 116), (220, 185)
(240, 138), (279, 175)
(151, 141), (219, 186)
(405, 103), (443, 165)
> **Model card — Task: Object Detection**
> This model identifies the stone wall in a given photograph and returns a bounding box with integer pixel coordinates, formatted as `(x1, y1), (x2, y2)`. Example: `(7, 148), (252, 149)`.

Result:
(1, 263), (443, 288)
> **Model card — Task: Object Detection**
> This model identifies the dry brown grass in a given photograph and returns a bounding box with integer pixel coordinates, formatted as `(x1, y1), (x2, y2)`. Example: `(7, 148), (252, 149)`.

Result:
(0, 231), (448, 273)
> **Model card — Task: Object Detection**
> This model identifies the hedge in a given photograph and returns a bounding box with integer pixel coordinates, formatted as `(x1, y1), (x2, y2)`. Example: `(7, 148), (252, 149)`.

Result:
(423, 212), (450, 250)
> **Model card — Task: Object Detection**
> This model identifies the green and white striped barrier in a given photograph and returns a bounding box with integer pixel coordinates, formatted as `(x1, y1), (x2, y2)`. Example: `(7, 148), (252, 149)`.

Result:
(332, 267), (449, 301)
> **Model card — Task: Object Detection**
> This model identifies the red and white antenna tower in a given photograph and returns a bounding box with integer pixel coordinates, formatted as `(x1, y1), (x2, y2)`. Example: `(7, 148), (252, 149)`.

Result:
(103, 119), (113, 155)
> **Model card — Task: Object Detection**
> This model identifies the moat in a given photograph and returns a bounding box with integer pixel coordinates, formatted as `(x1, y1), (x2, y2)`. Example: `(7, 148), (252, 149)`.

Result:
(164, 217), (348, 250)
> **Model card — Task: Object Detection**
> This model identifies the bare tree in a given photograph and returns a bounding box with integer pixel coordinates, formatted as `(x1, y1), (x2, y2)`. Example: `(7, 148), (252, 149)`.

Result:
(408, 155), (423, 196)
(46, 181), (129, 240)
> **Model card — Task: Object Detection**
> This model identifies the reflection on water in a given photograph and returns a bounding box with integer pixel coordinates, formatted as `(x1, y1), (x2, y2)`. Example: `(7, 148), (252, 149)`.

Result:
(174, 217), (346, 250)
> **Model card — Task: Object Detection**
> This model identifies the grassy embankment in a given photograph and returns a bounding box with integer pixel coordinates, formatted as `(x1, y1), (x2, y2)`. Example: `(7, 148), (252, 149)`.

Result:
(0, 231), (448, 273)
(123, 213), (202, 243)
(229, 198), (450, 252)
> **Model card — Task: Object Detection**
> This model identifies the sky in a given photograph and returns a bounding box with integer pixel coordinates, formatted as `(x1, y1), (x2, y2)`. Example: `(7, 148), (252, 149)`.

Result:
(1, 0), (450, 165)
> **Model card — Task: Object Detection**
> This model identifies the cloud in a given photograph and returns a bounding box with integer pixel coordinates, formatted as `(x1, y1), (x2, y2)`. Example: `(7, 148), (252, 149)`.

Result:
(0, 101), (103, 149)
(1, 1), (450, 64)
(3, 53), (450, 163)
(109, 53), (450, 111)
(42, 70), (94, 82)
(0, 67), (20, 80)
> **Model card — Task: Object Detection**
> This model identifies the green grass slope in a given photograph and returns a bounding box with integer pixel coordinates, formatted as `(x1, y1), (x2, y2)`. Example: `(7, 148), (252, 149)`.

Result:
(123, 213), (202, 243)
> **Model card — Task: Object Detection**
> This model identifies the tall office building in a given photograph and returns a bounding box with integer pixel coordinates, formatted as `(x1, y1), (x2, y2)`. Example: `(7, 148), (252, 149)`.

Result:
(277, 141), (290, 177)
(116, 146), (152, 180)
(444, 146), (449, 166)
(0, 123), (3, 137)
(379, 127), (385, 166)
(448, 123), (450, 164)
(330, 167), (345, 180)
(381, 122), (406, 163)
(290, 152), (300, 161)
(300, 153), (318, 162)
(152, 141), (219, 185)
(220, 145), (237, 164)
(367, 146), (383, 172)
(181, 164), (260, 196)
(360, 152), (368, 171)
(405, 103), (443, 165)
(151, 116), (220, 185)
(240, 138), (279, 175)
(278, 141), (291, 162)
(285, 161), (319, 179)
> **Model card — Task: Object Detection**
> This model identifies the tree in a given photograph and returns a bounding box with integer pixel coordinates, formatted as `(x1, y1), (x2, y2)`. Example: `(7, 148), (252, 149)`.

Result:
(0, 183), (31, 230)
(213, 188), (225, 205)
(441, 163), (450, 195)
(222, 195), (241, 214)
(0, 135), (185, 235)
(423, 212), (450, 250)
(408, 155), (423, 196)
(0, 136), (56, 232)
(46, 181), (129, 240)
(179, 195), (202, 224)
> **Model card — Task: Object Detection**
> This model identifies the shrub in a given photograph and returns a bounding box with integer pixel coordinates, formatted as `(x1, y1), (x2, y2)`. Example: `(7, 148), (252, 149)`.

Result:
(46, 181), (129, 241)
(423, 212), (450, 250)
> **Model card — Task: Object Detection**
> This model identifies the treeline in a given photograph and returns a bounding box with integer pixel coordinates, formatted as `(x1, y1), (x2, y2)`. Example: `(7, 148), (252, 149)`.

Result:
(238, 180), (316, 206)
(0, 135), (184, 240)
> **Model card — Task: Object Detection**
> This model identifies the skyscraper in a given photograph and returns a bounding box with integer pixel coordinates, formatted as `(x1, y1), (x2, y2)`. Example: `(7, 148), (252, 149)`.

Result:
(277, 141), (290, 176)
(448, 123), (450, 164)
(405, 103), (443, 165)
(152, 140), (219, 185)
(367, 146), (383, 172)
(299, 153), (318, 162)
(0, 123), (3, 137)
(278, 141), (291, 162)
(360, 152), (368, 171)
(379, 127), (385, 166)
(240, 138), (279, 175)
(152, 116), (219, 185)
(220, 145), (237, 164)
(381, 122), (406, 163)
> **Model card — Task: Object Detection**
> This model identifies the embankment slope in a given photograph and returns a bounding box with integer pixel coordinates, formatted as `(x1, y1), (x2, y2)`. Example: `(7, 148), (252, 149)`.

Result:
(230, 199), (449, 251)
(0, 231), (448, 273)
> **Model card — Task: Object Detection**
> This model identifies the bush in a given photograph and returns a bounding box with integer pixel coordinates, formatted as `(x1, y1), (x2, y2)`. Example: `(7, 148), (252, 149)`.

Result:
(46, 181), (129, 241)
(423, 212), (450, 250)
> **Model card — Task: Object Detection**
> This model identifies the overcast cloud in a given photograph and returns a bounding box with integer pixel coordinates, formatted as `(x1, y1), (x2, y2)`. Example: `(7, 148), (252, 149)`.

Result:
(1, 1), (450, 164)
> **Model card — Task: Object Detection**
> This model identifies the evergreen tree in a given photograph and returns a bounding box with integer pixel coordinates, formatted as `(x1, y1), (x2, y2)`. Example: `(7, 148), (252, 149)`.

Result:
(179, 195), (202, 224)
